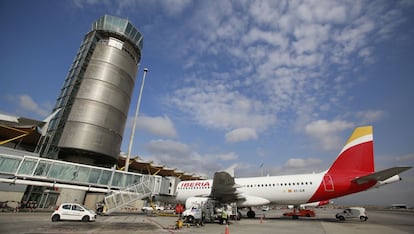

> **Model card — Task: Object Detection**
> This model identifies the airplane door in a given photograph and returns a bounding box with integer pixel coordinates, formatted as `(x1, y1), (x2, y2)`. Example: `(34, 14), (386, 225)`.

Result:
(323, 174), (334, 192)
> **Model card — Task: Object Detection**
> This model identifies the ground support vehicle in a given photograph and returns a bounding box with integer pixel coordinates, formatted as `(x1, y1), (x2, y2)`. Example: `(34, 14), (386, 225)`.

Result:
(336, 207), (368, 221)
(182, 206), (204, 226)
(182, 199), (240, 225)
(283, 209), (315, 219)
(141, 205), (165, 212)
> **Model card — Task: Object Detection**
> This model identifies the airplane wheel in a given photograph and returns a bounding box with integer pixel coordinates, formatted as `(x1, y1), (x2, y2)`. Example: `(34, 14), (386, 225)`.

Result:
(186, 215), (194, 223)
(247, 210), (255, 218)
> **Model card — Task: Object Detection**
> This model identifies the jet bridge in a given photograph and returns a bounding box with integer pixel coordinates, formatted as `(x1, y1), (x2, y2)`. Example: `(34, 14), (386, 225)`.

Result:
(0, 150), (180, 213)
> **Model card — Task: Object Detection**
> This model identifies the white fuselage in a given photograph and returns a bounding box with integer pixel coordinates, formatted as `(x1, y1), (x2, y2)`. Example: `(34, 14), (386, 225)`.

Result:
(176, 172), (324, 206)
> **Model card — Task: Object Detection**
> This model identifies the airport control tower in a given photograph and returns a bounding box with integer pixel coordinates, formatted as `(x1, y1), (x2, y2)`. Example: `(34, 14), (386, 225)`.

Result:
(36, 15), (143, 166)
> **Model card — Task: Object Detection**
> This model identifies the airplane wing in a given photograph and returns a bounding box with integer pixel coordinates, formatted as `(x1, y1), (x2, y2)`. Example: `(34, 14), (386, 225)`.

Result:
(209, 166), (271, 206)
(210, 166), (241, 203)
(352, 166), (412, 185)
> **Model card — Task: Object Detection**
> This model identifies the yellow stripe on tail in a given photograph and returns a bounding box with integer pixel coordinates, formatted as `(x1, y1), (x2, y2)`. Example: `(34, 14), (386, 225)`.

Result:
(346, 126), (373, 145)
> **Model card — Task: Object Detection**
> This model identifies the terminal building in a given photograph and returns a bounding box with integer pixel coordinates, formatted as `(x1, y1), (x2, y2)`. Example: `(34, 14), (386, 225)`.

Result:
(0, 15), (200, 212)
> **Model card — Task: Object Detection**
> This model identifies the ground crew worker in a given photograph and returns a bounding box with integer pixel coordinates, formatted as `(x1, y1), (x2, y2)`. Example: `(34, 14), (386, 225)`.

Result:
(175, 203), (184, 219)
(221, 208), (228, 224)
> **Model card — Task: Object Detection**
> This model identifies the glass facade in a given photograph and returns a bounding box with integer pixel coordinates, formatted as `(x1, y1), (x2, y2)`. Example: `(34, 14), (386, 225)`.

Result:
(0, 153), (156, 189)
(92, 15), (143, 52)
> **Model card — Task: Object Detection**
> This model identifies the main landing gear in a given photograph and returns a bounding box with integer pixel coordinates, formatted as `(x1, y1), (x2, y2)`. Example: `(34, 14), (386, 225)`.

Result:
(246, 207), (255, 218)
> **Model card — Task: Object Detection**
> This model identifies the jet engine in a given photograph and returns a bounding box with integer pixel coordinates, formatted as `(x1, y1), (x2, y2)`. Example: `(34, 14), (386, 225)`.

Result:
(236, 195), (270, 207)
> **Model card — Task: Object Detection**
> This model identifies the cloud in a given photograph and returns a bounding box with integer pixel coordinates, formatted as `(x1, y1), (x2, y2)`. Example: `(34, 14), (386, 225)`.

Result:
(169, 79), (276, 132)
(235, 157), (325, 177)
(166, 0), (407, 137)
(395, 153), (414, 163)
(225, 128), (258, 143)
(305, 120), (354, 151)
(355, 110), (384, 123)
(137, 115), (177, 138)
(146, 139), (191, 157)
(145, 139), (237, 177)
(18, 95), (38, 112)
(160, 0), (192, 16)
(72, 0), (102, 9)
(72, 0), (192, 17)
(242, 28), (288, 50)
(211, 152), (239, 161)
(5, 94), (51, 118)
(284, 158), (323, 169)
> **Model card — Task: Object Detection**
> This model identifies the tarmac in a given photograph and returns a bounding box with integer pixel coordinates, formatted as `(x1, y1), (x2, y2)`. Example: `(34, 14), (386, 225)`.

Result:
(148, 208), (414, 234)
(0, 208), (413, 234)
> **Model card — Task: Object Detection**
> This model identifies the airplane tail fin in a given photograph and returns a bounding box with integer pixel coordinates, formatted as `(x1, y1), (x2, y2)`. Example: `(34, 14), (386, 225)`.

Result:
(327, 126), (374, 175)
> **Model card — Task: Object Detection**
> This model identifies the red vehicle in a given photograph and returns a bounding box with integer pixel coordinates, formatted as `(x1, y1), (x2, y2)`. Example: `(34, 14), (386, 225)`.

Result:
(283, 209), (315, 219)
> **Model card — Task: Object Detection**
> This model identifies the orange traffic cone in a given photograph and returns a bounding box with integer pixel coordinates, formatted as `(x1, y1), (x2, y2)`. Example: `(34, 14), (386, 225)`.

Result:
(224, 223), (229, 234)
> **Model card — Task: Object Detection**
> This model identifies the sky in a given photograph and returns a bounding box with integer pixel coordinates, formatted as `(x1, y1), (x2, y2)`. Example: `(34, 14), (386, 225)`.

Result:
(1, 0), (413, 206)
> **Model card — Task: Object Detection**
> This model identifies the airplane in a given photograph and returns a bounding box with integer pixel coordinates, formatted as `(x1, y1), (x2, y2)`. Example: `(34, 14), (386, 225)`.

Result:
(172, 126), (411, 218)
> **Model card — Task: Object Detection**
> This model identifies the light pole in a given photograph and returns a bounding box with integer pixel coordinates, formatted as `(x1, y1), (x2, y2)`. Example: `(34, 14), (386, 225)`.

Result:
(125, 68), (148, 172)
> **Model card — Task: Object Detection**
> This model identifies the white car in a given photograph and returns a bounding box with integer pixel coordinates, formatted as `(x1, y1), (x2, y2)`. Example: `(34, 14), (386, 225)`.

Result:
(141, 205), (165, 212)
(51, 203), (97, 222)
(335, 207), (368, 221)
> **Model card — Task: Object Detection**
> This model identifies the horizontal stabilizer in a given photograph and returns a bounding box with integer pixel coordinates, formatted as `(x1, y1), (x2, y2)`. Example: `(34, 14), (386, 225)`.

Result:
(352, 166), (412, 185)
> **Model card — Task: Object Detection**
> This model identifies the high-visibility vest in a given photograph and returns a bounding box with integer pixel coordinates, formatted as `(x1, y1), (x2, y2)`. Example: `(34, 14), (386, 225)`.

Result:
(222, 211), (228, 219)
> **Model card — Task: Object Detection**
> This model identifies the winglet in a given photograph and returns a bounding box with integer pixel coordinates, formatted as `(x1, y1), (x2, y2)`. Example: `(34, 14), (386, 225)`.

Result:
(223, 164), (237, 177)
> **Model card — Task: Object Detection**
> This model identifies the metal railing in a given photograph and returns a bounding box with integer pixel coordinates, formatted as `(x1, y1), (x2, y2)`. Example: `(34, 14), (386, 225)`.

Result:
(103, 175), (158, 214)
(0, 151), (162, 193)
